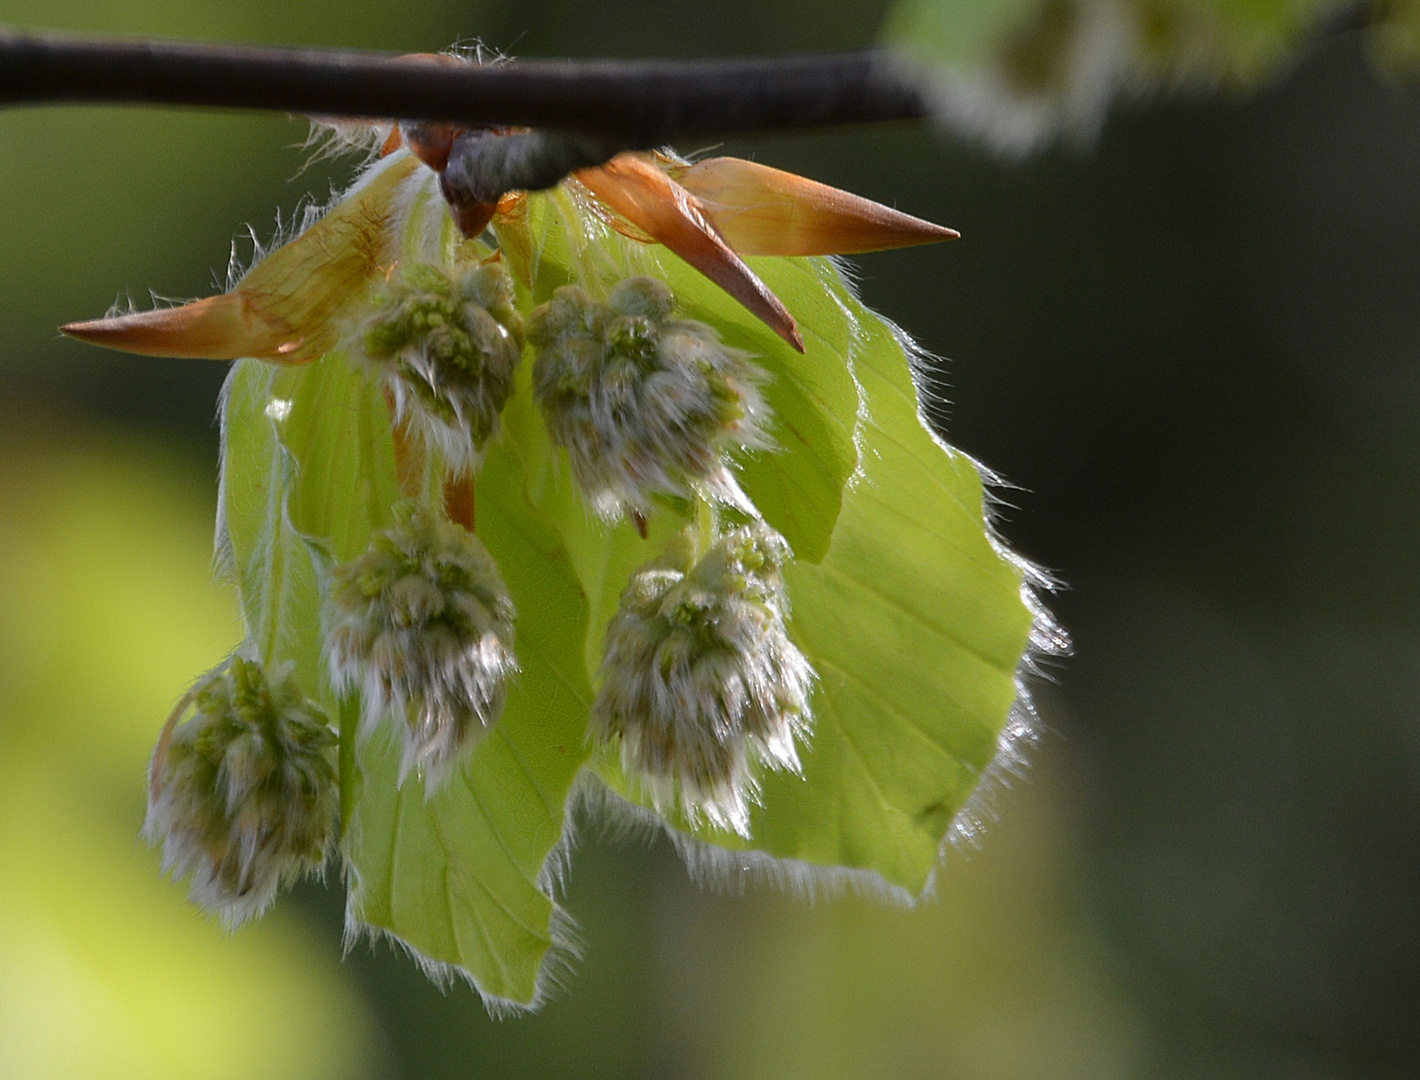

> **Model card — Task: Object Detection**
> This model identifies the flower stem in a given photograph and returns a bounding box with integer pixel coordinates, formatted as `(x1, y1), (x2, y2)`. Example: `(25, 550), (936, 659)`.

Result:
(443, 474), (476, 532)
(692, 495), (718, 559)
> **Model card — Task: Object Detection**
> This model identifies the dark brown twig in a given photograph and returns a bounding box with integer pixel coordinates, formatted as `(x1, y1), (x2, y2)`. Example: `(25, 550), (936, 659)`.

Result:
(0, 31), (927, 144)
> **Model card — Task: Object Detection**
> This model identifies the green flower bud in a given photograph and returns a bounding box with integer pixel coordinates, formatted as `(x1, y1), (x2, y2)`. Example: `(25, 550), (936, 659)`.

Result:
(144, 656), (337, 928)
(356, 260), (524, 473)
(529, 277), (770, 520)
(326, 503), (517, 792)
(591, 522), (814, 835)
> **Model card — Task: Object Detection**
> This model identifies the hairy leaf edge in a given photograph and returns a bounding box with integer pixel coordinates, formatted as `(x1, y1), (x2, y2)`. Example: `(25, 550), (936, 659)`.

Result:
(571, 283), (1069, 903)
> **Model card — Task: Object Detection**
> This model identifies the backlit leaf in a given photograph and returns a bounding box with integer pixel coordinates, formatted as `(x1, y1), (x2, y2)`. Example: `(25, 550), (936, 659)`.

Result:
(595, 265), (1035, 896)
(209, 146), (1039, 1006)
(882, 0), (1366, 153)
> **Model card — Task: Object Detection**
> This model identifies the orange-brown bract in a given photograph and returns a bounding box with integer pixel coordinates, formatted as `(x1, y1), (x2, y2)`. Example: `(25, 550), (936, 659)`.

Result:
(62, 66), (956, 364)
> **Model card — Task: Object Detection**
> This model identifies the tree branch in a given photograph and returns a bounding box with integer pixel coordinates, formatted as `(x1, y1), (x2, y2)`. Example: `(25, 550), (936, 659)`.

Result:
(0, 31), (927, 144)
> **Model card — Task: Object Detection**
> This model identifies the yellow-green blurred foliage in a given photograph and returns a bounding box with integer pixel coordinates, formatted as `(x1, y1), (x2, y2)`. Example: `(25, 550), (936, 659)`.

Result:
(0, 414), (382, 1080)
(640, 759), (1145, 1080)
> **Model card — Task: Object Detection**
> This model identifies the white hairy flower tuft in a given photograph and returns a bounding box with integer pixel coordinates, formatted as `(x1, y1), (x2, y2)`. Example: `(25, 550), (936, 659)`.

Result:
(326, 503), (517, 792)
(144, 656), (337, 928)
(355, 260), (524, 474)
(591, 521), (814, 836)
(529, 277), (770, 520)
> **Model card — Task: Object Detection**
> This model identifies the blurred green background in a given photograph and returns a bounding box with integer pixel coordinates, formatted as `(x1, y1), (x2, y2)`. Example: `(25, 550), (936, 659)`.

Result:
(2, 0), (1418, 1077)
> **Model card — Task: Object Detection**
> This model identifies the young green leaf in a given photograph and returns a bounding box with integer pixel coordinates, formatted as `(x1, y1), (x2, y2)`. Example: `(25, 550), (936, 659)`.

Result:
(594, 264), (1038, 897)
(882, 0), (1376, 153)
(73, 118), (1042, 1011)
(223, 343), (595, 1008)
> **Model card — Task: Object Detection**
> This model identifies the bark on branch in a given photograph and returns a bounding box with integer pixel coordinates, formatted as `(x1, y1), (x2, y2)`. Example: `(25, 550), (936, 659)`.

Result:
(0, 31), (927, 144)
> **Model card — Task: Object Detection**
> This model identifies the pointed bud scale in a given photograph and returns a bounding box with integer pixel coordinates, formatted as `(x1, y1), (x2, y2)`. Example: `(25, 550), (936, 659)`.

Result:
(353, 260), (524, 475)
(144, 656), (337, 928)
(61, 292), (296, 361)
(63, 154), (420, 364)
(592, 522), (815, 836)
(675, 157), (960, 256)
(326, 503), (517, 794)
(575, 154), (805, 352)
(530, 277), (770, 520)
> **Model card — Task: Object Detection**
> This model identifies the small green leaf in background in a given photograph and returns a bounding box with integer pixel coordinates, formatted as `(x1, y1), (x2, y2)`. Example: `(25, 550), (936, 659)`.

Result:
(882, 0), (1417, 153)
(1371, 0), (1420, 74)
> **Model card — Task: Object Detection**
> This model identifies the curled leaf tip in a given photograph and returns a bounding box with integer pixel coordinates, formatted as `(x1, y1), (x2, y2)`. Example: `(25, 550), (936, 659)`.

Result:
(61, 292), (296, 361)
(677, 157), (959, 257)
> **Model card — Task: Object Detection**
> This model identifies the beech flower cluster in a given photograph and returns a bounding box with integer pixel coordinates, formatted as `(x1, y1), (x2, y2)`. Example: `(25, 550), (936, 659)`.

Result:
(527, 273), (807, 826)
(61, 69), (966, 934)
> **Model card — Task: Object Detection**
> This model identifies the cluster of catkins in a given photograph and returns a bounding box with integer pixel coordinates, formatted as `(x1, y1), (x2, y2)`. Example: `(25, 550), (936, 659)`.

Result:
(147, 257), (817, 922)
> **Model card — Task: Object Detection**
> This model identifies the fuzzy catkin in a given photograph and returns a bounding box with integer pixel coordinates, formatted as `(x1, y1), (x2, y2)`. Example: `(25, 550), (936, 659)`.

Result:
(355, 260), (524, 474)
(592, 522), (814, 836)
(144, 656), (337, 928)
(530, 277), (770, 520)
(326, 503), (517, 793)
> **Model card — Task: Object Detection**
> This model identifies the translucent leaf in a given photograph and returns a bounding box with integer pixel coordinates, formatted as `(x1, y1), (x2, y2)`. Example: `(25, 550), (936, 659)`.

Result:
(498, 187), (1034, 896)
(218, 359), (324, 691)
(215, 155), (1039, 1005)
(500, 190), (862, 564)
(596, 266), (1036, 897)
(882, 0), (1347, 154)
(221, 344), (592, 1007)
(339, 383), (595, 1006)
